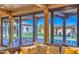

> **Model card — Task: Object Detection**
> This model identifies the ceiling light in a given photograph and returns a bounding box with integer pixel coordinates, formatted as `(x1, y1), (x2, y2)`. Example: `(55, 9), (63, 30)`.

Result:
(0, 6), (4, 9)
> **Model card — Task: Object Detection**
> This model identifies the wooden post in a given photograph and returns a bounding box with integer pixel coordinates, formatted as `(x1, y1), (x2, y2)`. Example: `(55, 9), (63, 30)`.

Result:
(9, 15), (14, 47)
(44, 8), (49, 44)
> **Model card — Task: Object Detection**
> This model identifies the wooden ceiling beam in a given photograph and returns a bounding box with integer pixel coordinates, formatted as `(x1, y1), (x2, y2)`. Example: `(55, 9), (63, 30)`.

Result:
(48, 4), (70, 9)
(0, 8), (10, 17)
(11, 6), (43, 16)
(0, 4), (71, 17)
(11, 4), (71, 16)
(35, 4), (48, 9)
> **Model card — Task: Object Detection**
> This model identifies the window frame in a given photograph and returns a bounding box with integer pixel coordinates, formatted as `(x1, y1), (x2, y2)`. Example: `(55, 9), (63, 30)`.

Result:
(20, 15), (34, 46)
(1, 17), (10, 47)
(49, 5), (79, 47)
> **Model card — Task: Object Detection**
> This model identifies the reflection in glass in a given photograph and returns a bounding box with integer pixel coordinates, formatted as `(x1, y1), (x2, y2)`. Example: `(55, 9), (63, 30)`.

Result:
(66, 9), (77, 46)
(48, 13), (51, 43)
(2, 18), (9, 46)
(21, 15), (33, 46)
(13, 17), (20, 47)
(53, 12), (63, 44)
(35, 14), (44, 43)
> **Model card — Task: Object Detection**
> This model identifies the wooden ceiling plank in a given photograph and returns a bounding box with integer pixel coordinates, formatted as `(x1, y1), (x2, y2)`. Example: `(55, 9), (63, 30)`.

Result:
(35, 4), (48, 9)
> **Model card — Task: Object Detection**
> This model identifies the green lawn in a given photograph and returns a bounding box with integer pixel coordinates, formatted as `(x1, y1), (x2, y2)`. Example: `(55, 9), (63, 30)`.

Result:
(21, 33), (33, 37)
(13, 33), (45, 38)
(13, 33), (33, 38)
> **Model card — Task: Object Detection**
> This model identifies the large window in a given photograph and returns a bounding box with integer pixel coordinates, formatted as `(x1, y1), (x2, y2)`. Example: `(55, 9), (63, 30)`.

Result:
(21, 15), (33, 46)
(53, 12), (63, 44)
(0, 7), (78, 47)
(51, 8), (77, 46)
(35, 14), (44, 43)
(13, 17), (20, 47)
(2, 18), (9, 46)
(65, 8), (77, 46)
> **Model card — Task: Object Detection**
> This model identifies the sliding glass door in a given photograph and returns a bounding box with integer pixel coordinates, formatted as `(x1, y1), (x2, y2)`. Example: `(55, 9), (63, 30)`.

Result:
(35, 14), (44, 43)
(13, 17), (20, 47)
(2, 18), (9, 46)
(65, 8), (77, 46)
(51, 8), (77, 46)
(53, 12), (63, 44)
(21, 15), (33, 46)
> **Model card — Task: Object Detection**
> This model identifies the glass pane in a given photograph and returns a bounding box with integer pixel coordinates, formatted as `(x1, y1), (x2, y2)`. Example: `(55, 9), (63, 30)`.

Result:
(21, 15), (33, 46)
(35, 14), (44, 43)
(13, 17), (20, 47)
(53, 12), (63, 44)
(2, 18), (9, 46)
(66, 8), (77, 46)
(48, 13), (51, 43)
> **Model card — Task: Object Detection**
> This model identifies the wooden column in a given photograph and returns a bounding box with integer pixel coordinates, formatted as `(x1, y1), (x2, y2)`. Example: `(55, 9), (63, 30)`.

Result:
(9, 15), (14, 47)
(44, 8), (49, 44)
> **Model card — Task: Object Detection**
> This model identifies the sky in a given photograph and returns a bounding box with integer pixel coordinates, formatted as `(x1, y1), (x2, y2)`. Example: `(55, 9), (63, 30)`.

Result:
(21, 15), (77, 26)
(54, 15), (77, 26)
(22, 20), (33, 24)
(54, 16), (63, 26)
(37, 18), (44, 26)
(66, 15), (77, 26)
